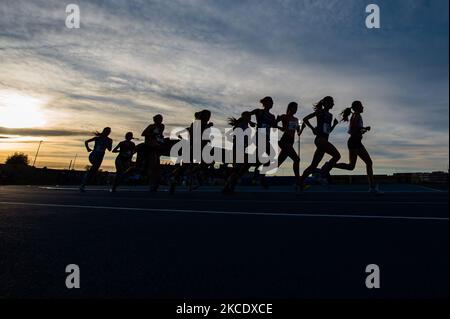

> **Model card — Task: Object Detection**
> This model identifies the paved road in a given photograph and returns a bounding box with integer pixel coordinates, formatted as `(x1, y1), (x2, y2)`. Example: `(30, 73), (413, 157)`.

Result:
(0, 185), (448, 298)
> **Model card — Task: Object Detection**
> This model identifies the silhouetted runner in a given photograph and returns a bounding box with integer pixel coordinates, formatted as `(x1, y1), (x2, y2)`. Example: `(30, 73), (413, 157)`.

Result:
(169, 110), (213, 194)
(110, 132), (136, 192)
(275, 102), (306, 186)
(333, 101), (382, 194)
(222, 111), (256, 194)
(250, 96), (277, 189)
(142, 114), (165, 191)
(298, 96), (340, 190)
(187, 109), (214, 191)
(80, 127), (113, 192)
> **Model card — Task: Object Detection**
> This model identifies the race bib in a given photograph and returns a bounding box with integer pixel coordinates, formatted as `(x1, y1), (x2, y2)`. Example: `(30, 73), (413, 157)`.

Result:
(288, 120), (299, 130)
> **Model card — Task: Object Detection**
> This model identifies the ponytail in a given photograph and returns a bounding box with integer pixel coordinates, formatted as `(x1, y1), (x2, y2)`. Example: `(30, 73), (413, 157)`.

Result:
(313, 99), (324, 112)
(228, 117), (239, 127)
(341, 108), (353, 122)
(229, 111), (252, 128)
(95, 127), (111, 137)
(314, 96), (333, 112)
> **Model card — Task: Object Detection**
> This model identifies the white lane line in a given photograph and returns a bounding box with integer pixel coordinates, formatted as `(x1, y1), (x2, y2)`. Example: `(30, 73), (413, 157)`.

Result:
(0, 201), (448, 222)
(415, 185), (445, 193)
(35, 196), (448, 206)
(88, 196), (449, 206)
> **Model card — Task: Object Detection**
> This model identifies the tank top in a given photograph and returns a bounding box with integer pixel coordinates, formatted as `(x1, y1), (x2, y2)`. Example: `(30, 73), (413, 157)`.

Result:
(93, 136), (111, 153)
(348, 114), (364, 137)
(255, 109), (276, 130)
(316, 111), (333, 138)
(280, 115), (299, 145)
(117, 141), (135, 160)
(143, 124), (165, 144)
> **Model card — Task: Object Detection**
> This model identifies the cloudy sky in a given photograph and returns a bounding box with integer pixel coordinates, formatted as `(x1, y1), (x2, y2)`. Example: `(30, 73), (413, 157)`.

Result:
(0, 0), (448, 174)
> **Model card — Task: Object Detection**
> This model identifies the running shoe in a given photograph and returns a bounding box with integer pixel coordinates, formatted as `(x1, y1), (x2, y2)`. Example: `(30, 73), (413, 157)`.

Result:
(369, 185), (383, 195)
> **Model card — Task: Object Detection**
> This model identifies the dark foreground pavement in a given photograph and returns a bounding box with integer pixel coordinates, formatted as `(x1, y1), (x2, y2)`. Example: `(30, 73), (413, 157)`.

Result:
(0, 185), (448, 298)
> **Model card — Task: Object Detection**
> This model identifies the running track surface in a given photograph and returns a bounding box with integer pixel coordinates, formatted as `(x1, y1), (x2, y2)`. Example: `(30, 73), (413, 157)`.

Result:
(0, 185), (448, 298)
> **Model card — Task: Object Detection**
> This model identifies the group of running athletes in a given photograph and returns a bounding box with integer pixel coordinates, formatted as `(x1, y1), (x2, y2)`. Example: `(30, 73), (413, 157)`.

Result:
(79, 96), (381, 194)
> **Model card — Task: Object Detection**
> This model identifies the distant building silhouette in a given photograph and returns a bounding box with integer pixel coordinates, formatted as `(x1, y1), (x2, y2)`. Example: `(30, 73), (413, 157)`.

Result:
(393, 172), (449, 184)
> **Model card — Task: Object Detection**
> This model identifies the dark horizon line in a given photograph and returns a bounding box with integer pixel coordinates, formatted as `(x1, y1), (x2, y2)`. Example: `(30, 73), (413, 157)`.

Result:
(0, 162), (448, 175)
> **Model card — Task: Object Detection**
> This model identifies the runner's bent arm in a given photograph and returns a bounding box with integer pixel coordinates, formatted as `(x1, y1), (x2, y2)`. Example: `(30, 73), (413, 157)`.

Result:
(85, 137), (95, 152)
(302, 112), (317, 134)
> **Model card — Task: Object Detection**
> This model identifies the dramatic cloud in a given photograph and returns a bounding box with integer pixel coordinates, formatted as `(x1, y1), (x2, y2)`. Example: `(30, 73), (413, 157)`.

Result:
(0, 127), (88, 136)
(0, 0), (448, 172)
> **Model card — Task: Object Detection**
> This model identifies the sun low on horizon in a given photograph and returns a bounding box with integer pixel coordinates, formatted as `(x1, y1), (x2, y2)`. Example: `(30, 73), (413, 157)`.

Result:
(0, 90), (48, 129)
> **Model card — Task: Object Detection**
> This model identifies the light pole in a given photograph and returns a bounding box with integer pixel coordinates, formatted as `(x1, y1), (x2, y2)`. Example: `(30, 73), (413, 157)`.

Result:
(72, 154), (78, 170)
(32, 140), (43, 167)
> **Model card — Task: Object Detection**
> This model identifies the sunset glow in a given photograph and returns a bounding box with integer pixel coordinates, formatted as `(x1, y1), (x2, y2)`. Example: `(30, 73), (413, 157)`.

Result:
(0, 90), (47, 128)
